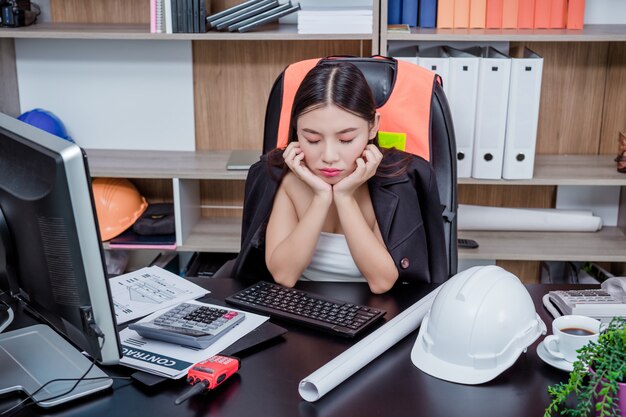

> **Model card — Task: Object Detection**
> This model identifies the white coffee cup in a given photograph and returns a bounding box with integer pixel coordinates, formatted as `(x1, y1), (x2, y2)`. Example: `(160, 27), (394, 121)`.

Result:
(543, 315), (601, 363)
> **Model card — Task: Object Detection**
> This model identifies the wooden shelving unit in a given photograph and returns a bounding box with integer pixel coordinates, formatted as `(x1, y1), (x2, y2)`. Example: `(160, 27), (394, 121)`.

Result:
(385, 24), (626, 43)
(379, 6), (626, 277)
(86, 149), (250, 180)
(86, 150), (626, 186)
(2, 1), (625, 280)
(88, 150), (626, 260)
(459, 228), (626, 262)
(0, 23), (375, 41)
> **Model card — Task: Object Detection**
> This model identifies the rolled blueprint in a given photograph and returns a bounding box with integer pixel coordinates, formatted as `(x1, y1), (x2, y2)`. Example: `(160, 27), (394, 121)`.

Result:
(298, 286), (441, 402)
(458, 204), (603, 232)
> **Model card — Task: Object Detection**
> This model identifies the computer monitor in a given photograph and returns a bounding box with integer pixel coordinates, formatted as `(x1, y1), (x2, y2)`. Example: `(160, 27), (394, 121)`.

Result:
(0, 111), (121, 406)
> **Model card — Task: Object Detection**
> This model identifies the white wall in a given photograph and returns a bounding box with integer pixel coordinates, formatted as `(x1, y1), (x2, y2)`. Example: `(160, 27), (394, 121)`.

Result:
(585, 0), (626, 24)
(16, 39), (196, 151)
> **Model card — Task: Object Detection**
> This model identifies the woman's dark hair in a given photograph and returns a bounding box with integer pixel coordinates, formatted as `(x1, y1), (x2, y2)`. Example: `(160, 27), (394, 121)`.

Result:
(287, 61), (377, 144)
(269, 60), (411, 177)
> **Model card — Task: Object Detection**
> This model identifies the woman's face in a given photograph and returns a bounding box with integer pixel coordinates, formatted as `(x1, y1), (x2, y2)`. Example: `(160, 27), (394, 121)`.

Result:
(296, 104), (378, 184)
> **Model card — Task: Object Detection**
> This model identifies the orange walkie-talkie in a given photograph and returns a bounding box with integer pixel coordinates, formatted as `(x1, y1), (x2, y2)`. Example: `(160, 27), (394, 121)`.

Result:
(175, 355), (241, 405)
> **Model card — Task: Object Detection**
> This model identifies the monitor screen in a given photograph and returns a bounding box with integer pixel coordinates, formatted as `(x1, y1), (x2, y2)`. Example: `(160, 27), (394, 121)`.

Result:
(0, 111), (121, 365)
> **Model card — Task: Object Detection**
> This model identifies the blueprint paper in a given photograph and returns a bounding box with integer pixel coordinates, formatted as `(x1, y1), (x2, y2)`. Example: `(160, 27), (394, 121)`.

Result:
(110, 266), (209, 325)
(457, 204), (603, 232)
(298, 286), (440, 402)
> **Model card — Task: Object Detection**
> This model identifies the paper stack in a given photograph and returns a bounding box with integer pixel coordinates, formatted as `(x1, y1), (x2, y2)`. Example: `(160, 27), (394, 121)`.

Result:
(297, 0), (372, 34)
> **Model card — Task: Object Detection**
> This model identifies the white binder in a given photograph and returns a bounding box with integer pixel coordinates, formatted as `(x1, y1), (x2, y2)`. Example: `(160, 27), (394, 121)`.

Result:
(471, 47), (511, 179)
(502, 47), (543, 179)
(443, 46), (480, 178)
(417, 46), (450, 95)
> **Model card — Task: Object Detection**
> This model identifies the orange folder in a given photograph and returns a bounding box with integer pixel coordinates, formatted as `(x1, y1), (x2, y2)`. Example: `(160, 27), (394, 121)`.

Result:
(486, 0), (503, 28)
(502, 0), (519, 28)
(517, 0), (535, 28)
(534, 0), (551, 28)
(454, 0), (471, 27)
(437, 0), (455, 28)
(550, 0), (567, 28)
(566, 0), (585, 29)
(469, 0), (487, 28)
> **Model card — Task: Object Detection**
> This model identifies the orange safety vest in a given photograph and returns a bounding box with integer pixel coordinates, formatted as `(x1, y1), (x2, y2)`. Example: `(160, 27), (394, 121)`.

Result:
(275, 57), (437, 161)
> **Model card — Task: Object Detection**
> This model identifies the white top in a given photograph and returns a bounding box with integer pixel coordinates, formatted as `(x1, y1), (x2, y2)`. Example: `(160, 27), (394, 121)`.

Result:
(301, 232), (366, 282)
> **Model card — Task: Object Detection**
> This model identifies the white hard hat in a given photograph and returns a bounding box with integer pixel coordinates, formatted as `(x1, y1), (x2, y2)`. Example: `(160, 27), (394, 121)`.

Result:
(411, 265), (546, 385)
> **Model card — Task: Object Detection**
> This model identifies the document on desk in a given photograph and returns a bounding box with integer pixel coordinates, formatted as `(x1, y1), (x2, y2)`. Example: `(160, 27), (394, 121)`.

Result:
(118, 300), (268, 379)
(110, 266), (209, 325)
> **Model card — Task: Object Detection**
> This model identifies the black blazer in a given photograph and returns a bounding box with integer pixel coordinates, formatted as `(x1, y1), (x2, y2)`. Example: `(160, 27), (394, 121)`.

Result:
(232, 151), (448, 285)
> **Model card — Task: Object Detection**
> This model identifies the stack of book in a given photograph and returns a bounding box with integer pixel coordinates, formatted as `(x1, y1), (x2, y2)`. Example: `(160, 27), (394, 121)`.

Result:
(205, 0), (299, 32)
(151, 0), (211, 33)
(388, 0), (586, 30)
(297, 0), (373, 34)
(151, 0), (300, 33)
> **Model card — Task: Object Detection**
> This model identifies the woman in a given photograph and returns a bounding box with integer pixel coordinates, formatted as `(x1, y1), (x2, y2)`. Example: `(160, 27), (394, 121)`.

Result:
(233, 61), (446, 293)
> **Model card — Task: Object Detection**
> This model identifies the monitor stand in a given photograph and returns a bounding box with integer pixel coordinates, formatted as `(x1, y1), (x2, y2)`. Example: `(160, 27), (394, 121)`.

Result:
(0, 301), (13, 333)
(0, 324), (112, 407)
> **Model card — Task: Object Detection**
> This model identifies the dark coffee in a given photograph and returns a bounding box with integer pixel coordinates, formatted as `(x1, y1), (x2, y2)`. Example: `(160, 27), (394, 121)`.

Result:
(561, 327), (595, 336)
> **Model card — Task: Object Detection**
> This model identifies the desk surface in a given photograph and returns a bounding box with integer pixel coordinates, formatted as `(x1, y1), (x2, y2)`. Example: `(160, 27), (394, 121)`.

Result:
(2, 279), (574, 417)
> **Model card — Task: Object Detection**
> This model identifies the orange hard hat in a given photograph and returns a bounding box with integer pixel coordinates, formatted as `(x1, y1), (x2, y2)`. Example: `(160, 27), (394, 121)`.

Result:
(92, 178), (148, 241)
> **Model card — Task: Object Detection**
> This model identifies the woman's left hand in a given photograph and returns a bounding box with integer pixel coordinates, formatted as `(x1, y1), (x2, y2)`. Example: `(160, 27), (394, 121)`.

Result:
(333, 144), (383, 198)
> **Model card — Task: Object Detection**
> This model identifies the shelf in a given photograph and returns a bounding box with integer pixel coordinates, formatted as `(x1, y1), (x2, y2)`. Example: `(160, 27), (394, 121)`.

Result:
(102, 217), (241, 253)
(86, 149), (250, 180)
(87, 150), (626, 186)
(386, 24), (626, 42)
(106, 217), (626, 261)
(0, 23), (374, 41)
(459, 227), (626, 262)
(459, 154), (626, 186)
(179, 217), (241, 253)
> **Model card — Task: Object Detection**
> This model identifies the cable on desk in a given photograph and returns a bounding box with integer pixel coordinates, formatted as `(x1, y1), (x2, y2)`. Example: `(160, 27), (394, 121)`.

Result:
(0, 331), (132, 417)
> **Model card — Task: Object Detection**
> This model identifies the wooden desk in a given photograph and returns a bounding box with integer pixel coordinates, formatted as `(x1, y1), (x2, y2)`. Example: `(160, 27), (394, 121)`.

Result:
(1, 279), (575, 417)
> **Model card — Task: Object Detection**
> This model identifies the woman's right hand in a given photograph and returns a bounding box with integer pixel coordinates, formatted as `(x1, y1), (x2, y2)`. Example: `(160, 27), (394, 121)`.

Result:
(283, 142), (332, 197)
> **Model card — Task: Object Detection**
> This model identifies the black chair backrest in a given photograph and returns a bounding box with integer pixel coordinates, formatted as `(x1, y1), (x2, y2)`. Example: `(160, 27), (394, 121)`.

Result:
(263, 57), (458, 279)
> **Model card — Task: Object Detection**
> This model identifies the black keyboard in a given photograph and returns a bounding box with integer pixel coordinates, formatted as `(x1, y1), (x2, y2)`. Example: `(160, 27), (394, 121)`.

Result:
(225, 281), (386, 337)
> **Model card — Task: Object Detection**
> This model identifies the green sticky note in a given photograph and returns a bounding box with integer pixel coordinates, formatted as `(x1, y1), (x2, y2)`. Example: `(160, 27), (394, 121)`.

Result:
(378, 131), (406, 151)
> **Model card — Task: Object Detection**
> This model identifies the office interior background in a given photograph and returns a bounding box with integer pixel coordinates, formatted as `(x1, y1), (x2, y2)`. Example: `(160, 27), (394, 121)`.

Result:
(0, 0), (625, 283)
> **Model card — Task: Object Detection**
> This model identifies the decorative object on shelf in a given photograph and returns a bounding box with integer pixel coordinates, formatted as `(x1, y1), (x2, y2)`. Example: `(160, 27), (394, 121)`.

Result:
(0, 0), (39, 27)
(615, 131), (626, 173)
(544, 317), (626, 417)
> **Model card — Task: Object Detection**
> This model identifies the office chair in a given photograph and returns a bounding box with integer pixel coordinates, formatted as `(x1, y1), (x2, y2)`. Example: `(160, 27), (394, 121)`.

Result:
(217, 56), (458, 281)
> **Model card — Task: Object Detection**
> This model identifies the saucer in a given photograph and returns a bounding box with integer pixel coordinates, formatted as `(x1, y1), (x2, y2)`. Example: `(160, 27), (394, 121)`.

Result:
(536, 341), (574, 372)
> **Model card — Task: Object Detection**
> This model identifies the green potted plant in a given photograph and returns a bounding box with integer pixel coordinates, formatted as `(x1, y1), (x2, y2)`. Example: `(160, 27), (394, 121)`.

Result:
(544, 317), (626, 417)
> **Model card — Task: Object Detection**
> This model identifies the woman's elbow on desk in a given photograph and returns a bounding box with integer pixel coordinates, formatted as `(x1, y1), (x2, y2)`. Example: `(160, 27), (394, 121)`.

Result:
(365, 272), (398, 294)
(267, 266), (300, 288)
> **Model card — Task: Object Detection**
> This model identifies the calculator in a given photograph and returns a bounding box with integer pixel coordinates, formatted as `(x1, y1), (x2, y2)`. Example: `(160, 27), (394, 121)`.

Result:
(129, 303), (246, 349)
